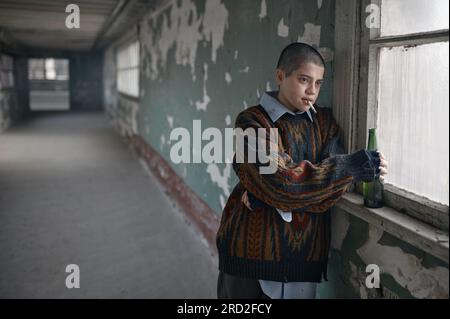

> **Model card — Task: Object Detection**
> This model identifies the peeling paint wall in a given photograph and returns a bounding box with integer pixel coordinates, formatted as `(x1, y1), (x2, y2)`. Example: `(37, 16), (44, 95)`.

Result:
(317, 208), (449, 299)
(103, 46), (117, 118)
(113, 0), (335, 214)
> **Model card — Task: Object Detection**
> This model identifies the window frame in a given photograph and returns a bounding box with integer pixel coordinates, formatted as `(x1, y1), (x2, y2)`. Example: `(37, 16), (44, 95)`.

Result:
(333, 0), (449, 231)
(28, 58), (69, 81)
(116, 40), (140, 99)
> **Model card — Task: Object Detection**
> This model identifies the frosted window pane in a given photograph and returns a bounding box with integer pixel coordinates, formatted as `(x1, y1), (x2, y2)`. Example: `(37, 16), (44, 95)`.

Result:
(130, 68), (139, 97)
(129, 42), (139, 67)
(377, 42), (449, 205)
(117, 68), (139, 97)
(381, 0), (449, 36)
(117, 41), (140, 97)
(45, 59), (56, 80)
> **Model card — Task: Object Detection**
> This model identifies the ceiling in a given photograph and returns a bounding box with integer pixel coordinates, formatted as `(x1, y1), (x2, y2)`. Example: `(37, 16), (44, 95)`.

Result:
(0, 0), (163, 52)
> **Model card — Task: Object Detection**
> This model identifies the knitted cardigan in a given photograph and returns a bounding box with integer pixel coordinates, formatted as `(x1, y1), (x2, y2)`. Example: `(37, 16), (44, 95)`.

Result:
(216, 104), (380, 282)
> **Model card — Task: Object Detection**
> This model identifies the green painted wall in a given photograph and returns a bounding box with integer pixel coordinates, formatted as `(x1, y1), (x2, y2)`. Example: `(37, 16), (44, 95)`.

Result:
(318, 208), (448, 299)
(136, 0), (335, 214)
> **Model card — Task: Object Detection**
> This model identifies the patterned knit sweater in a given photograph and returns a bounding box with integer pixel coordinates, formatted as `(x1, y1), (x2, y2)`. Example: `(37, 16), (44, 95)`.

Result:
(216, 104), (380, 283)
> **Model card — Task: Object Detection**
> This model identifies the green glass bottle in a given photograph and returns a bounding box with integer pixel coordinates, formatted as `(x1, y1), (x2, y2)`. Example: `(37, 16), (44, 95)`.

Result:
(363, 128), (384, 208)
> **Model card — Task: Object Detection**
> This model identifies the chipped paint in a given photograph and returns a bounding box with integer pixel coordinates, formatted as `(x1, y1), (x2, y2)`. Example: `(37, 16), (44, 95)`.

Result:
(357, 224), (449, 298)
(203, 0), (229, 63)
(206, 163), (231, 210)
(219, 194), (226, 210)
(167, 115), (174, 128)
(225, 115), (231, 126)
(239, 66), (250, 73)
(206, 163), (231, 197)
(277, 18), (289, 37)
(266, 81), (272, 92)
(317, 0), (323, 9)
(140, 0), (228, 82)
(259, 0), (267, 19)
(234, 50), (238, 60)
(225, 72), (232, 84)
(298, 22), (321, 47)
(195, 63), (210, 111)
(346, 259), (380, 299)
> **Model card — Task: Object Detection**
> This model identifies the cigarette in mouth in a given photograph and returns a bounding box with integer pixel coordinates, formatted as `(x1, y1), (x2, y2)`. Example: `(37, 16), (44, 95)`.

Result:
(308, 101), (317, 113)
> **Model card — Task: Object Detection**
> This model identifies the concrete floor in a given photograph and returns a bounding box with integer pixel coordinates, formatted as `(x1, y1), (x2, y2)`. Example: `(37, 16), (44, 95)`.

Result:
(0, 111), (218, 298)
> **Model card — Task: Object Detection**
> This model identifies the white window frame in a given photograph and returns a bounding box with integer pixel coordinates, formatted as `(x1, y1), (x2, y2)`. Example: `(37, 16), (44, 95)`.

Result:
(332, 0), (448, 262)
(359, 0), (449, 230)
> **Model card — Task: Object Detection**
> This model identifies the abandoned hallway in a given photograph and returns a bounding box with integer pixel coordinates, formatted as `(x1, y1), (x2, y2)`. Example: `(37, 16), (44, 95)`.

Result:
(0, 111), (218, 298)
(0, 0), (448, 299)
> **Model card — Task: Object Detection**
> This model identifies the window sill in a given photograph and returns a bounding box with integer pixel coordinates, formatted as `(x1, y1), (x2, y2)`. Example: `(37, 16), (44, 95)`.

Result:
(336, 192), (449, 264)
(118, 92), (140, 101)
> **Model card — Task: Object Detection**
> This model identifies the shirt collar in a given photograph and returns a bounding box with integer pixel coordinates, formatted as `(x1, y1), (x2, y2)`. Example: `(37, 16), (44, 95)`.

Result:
(259, 91), (313, 123)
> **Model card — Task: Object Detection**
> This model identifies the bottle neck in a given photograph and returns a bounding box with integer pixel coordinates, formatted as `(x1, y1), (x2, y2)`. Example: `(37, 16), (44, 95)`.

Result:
(368, 130), (377, 150)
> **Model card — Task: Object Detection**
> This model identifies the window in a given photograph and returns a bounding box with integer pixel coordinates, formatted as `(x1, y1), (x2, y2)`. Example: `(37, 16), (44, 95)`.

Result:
(378, 43), (449, 206)
(28, 58), (68, 80)
(117, 41), (140, 98)
(28, 58), (69, 111)
(358, 0), (449, 228)
(0, 54), (14, 88)
(380, 0), (449, 37)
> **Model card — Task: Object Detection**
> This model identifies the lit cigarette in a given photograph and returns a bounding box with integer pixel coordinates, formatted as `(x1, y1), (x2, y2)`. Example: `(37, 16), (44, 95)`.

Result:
(308, 101), (317, 113)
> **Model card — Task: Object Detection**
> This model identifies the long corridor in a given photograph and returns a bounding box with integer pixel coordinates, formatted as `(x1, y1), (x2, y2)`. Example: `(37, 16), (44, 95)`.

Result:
(0, 111), (218, 298)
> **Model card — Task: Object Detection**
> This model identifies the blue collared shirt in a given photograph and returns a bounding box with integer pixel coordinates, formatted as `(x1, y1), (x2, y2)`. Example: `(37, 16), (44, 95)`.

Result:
(257, 91), (317, 299)
(260, 90), (314, 123)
